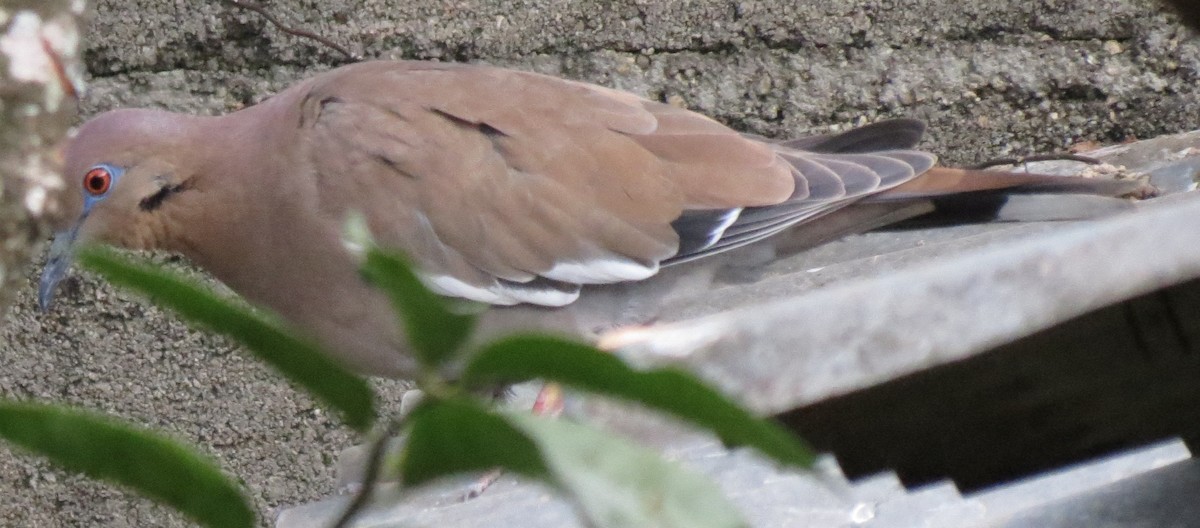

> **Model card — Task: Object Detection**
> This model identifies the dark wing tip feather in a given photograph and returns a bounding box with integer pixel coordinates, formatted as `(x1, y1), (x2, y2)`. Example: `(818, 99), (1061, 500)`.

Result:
(670, 208), (742, 256)
(781, 118), (927, 153)
(667, 143), (934, 264)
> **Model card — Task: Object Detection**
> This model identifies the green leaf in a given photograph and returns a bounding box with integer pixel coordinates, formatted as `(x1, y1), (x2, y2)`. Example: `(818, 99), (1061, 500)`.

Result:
(397, 400), (745, 528)
(506, 412), (747, 528)
(360, 248), (477, 369)
(0, 401), (253, 528)
(398, 398), (548, 486)
(462, 335), (815, 469)
(79, 247), (375, 432)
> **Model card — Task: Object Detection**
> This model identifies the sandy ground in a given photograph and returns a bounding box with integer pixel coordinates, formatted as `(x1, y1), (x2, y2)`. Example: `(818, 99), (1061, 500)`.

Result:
(2, 0), (1198, 526)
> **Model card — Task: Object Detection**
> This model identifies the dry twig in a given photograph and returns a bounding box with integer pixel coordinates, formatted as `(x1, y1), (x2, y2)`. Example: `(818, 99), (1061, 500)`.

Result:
(221, 0), (360, 62)
(331, 419), (402, 528)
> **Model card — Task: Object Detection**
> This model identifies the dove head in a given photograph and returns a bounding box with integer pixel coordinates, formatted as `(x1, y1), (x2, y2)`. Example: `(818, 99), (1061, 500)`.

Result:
(40, 108), (207, 310)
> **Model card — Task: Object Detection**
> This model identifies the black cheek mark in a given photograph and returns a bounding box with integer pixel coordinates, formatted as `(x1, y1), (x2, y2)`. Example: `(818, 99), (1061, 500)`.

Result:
(139, 178), (194, 211)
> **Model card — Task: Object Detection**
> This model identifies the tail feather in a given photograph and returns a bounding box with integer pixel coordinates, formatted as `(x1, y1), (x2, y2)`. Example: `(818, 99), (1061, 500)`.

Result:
(666, 121), (1155, 267)
(870, 167), (1151, 201)
(865, 166), (1153, 227)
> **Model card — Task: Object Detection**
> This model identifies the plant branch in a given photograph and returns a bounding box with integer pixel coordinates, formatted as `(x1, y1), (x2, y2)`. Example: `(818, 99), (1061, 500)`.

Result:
(331, 418), (403, 528)
(220, 0), (360, 62)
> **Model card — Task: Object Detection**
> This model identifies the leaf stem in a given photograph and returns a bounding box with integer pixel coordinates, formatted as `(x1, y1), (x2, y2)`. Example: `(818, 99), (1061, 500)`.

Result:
(331, 418), (403, 528)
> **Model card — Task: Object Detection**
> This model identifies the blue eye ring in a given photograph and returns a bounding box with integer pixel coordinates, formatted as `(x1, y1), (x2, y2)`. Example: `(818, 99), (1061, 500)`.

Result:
(82, 166), (113, 196)
(81, 163), (124, 213)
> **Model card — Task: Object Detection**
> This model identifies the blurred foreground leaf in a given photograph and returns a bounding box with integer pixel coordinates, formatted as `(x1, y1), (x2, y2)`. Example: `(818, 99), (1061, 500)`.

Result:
(399, 398), (548, 486)
(396, 398), (746, 528)
(74, 241), (812, 528)
(80, 246), (375, 432)
(508, 412), (746, 528)
(0, 401), (253, 528)
(464, 335), (815, 469)
(360, 246), (477, 370)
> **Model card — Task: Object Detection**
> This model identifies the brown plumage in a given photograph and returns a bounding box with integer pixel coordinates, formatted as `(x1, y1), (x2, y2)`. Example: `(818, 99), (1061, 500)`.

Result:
(40, 60), (1147, 377)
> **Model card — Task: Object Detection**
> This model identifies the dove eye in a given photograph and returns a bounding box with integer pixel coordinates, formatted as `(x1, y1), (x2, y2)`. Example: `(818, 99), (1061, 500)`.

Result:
(83, 167), (113, 196)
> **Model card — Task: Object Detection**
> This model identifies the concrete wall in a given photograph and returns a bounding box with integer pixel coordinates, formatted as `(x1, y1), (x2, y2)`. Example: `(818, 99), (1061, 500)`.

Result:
(0, 0), (1194, 526)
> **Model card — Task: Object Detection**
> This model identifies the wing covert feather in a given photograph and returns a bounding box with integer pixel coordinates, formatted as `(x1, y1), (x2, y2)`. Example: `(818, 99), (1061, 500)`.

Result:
(299, 61), (797, 305)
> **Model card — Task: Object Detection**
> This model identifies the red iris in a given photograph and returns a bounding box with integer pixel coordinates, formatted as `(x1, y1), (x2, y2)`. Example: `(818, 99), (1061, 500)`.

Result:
(83, 167), (112, 196)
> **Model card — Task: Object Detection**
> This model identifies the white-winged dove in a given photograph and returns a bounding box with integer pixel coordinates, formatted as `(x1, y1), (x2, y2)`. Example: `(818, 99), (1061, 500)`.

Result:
(38, 60), (1146, 377)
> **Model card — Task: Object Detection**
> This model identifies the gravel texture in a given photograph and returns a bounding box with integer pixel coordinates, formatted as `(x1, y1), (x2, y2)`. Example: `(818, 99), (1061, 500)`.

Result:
(1, 0), (1197, 526)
